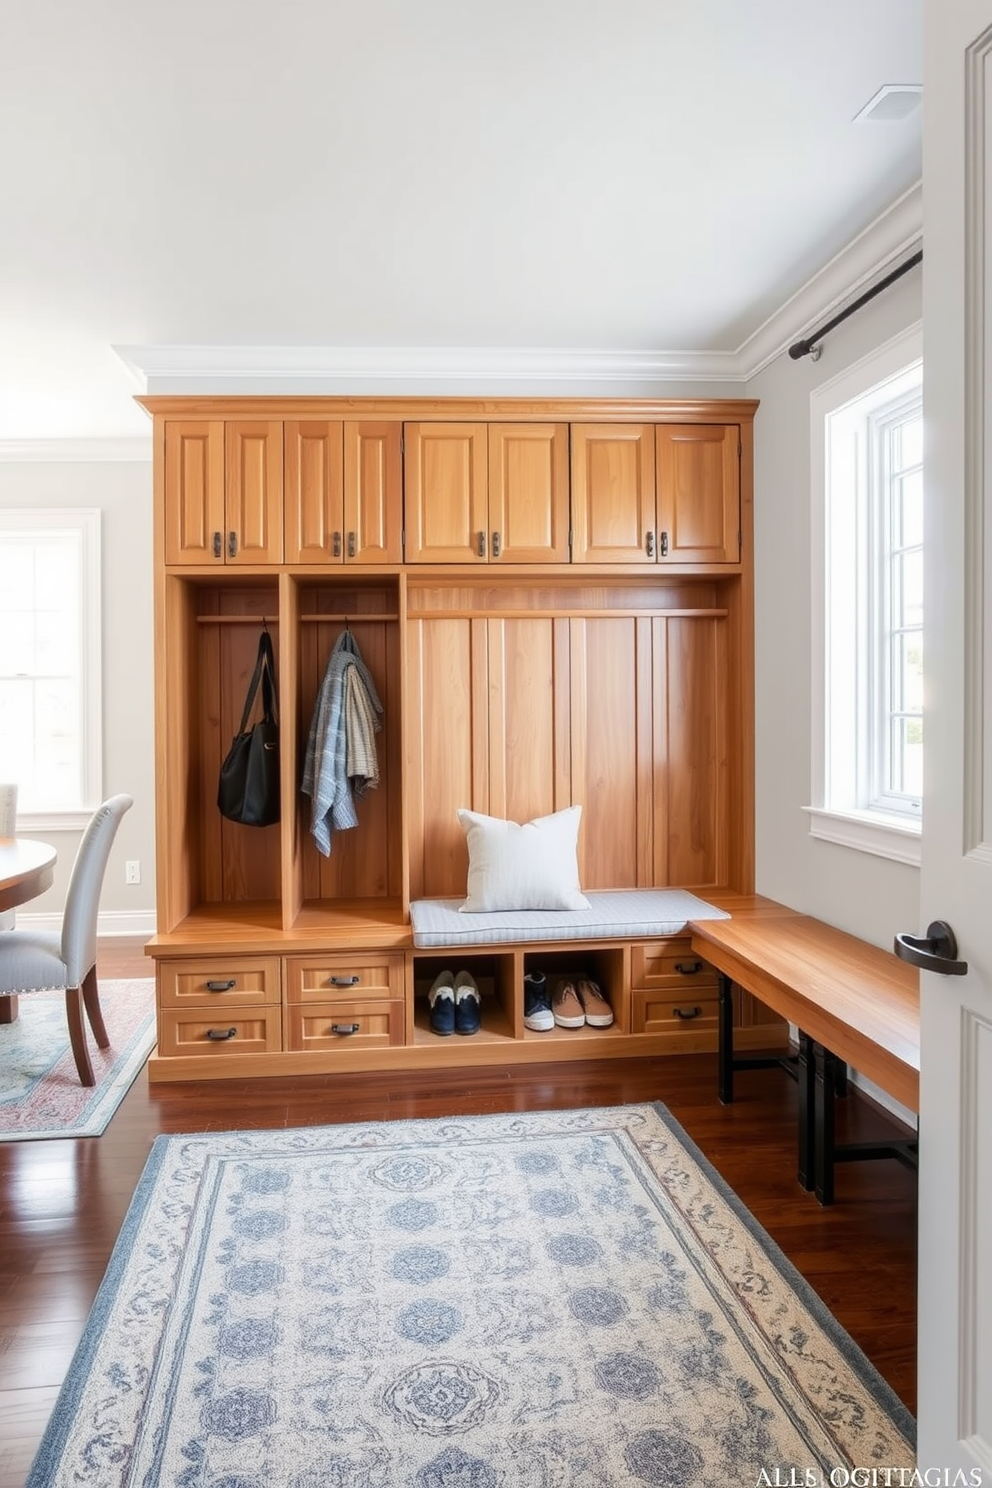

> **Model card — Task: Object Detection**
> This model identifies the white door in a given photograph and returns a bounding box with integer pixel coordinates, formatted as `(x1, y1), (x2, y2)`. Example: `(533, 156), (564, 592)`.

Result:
(916, 0), (992, 1468)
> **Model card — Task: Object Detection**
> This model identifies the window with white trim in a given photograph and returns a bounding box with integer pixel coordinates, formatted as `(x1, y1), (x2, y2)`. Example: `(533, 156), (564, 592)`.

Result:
(0, 510), (102, 827)
(808, 325), (923, 865)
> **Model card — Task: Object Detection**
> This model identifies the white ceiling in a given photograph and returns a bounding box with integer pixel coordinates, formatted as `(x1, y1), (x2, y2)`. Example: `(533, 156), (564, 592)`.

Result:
(0, 0), (922, 439)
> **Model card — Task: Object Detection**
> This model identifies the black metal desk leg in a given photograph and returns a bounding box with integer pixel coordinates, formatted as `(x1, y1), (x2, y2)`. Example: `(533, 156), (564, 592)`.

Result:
(814, 1043), (840, 1205)
(718, 973), (734, 1104)
(797, 1031), (816, 1191)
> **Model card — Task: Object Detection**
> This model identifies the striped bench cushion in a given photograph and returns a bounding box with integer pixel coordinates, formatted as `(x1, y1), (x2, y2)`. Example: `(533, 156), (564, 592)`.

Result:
(410, 889), (730, 948)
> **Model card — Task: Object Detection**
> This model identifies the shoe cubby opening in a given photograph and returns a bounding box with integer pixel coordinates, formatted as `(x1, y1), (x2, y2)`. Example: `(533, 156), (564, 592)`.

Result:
(411, 953), (516, 1044)
(522, 946), (627, 1035)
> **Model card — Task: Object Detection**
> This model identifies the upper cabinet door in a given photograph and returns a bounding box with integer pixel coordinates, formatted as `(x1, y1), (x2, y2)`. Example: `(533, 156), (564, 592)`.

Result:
(655, 424), (740, 564)
(344, 421), (403, 564)
(404, 423), (489, 563)
(164, 422), (226, 565)
(284, 421), (345, 564)
(225, 421), (284, 564)
(570, 425), (657, 563)
(487, 424), (570, 563)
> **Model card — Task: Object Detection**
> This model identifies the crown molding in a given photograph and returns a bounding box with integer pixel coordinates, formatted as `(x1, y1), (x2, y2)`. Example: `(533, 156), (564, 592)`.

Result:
(115, 343), (744, 391)
(113, 181), (924, 395)
(735, 179), (923, 378)
(0, 437), (151, 462)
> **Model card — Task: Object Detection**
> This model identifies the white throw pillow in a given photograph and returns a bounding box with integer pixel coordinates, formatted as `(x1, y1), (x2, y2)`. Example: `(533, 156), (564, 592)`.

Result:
(457, 805), (590, 912)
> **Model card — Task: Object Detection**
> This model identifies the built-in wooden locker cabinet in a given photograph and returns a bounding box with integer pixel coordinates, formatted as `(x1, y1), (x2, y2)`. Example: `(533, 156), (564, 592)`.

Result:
(145, 395), (766, 1082)
(284, 421), (402, 564)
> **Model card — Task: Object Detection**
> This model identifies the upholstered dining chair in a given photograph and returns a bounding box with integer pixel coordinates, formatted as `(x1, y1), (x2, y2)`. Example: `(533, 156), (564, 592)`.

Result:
(0, 794), (133, 1086)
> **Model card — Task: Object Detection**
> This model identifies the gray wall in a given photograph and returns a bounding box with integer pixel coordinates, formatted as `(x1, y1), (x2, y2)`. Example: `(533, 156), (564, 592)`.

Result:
(747, 270), (922, 950)
(0, 457), (156, 930)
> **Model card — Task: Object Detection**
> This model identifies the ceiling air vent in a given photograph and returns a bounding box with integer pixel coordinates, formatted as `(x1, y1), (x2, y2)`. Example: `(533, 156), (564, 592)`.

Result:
(854, 85), (922, 122)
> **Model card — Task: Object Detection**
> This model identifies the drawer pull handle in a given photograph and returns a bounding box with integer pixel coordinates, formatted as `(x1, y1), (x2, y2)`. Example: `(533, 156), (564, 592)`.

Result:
(329, 975), (360, 987)
(331, 1022), (360, 1035)
(207, 1027), (238, 1041)
(673, 1006), (702, 1020)
(675, 961), (703, 975)
(205, 979), (238, 992)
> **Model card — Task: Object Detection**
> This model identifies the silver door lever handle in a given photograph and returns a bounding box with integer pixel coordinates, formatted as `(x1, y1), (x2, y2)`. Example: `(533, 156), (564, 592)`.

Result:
(894, 920), (968, 975)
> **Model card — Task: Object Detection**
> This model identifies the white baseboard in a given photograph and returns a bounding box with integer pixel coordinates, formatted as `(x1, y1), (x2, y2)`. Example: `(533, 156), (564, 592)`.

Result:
(846, 1069), (918, 1132)
(15, 908), (158, 938)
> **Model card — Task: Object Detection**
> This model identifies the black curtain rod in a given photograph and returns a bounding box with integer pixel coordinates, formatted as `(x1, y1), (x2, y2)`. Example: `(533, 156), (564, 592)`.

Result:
(788, 248), (923, 361)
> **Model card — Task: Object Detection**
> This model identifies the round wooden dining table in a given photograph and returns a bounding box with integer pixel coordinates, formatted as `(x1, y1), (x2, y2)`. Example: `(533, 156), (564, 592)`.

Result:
(0, 836), (57, 913)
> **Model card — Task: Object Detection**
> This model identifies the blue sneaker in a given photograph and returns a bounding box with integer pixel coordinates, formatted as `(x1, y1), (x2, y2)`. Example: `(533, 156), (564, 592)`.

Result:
(454, 971), (482, 1035)
(429, 971), (456, 1035)
(523, 971), (554, 1031)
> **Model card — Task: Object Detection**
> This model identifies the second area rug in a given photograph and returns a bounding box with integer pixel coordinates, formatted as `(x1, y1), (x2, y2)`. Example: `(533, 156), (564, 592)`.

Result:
(0, 978), (156, 1141)
(28, 1103), (915, 1486)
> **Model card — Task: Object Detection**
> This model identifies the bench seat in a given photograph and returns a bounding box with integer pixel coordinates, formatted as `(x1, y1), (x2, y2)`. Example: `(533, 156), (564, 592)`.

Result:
(410, 888), (730, 948)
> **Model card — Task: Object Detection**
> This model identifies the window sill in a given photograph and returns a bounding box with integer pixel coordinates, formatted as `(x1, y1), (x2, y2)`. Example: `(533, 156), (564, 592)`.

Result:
(803, 807), (921, 866)
(14, 809), (94, 834)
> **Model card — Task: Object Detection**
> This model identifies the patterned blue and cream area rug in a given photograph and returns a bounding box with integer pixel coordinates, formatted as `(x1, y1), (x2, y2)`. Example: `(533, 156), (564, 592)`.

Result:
(0, 978), (156, 1141)
(28, 1104), (915, 1486)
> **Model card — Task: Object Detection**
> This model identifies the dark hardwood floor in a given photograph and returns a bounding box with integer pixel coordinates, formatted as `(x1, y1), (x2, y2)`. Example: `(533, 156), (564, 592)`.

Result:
(0, 939), (918, 1487)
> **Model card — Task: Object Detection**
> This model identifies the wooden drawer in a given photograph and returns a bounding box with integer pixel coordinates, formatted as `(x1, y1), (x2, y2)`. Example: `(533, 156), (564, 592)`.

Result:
(631, 939), (719, 992)
(631, 989), (719, 1036)
(286, 1000), (405, 1051)
(285, 953), (405, 1005)
(158, 956), (282, 1008)
(158, 1006), (283, 1057)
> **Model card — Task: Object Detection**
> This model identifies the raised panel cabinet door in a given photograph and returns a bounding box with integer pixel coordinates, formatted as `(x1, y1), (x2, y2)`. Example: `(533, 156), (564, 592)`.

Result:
(655, 423), (740, 564)
(488, 423), (570, 563)
(570, 424), (657, 563)
(225, 421), (284, 564)
(164, 421), (226, 565)
(403, 423), (489, 562)
(344, 421), (403, 563)
(284, 421), (345, 563)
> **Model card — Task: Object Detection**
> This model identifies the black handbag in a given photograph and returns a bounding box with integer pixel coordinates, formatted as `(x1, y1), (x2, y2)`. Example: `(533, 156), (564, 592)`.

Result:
(217, 629), (280, 827)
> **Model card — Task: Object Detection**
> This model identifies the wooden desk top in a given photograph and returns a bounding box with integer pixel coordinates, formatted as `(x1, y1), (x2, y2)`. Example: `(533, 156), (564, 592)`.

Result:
(689, 907), (920, 1112)
(0, 837), (57, 913)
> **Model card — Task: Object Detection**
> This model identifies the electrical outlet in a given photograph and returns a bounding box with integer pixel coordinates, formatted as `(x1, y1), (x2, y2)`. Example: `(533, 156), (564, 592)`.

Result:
(125, 859), (141, 885)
